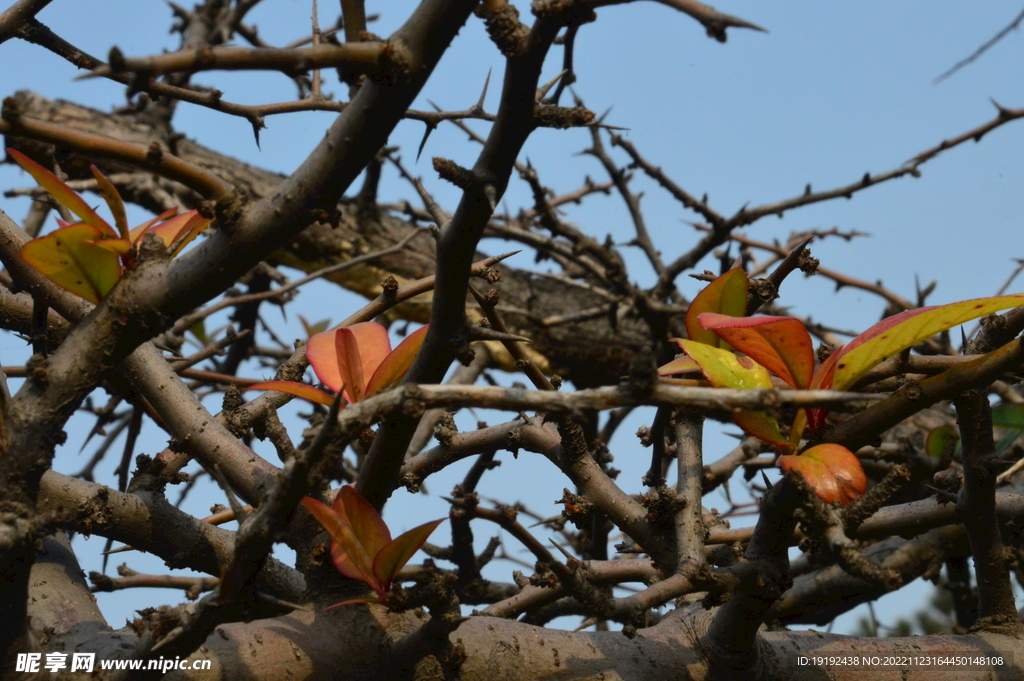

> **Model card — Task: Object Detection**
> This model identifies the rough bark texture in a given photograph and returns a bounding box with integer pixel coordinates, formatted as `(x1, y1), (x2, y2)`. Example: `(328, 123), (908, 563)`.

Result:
(5, 90), (656, 387)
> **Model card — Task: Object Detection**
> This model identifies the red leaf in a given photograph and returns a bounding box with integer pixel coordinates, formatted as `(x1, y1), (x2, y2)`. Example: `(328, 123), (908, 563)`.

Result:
(372, 518), (444, 592)
(698, 313), (815, 389)
(336, 486), (392, 562)
(685, 268), (748, 348)
(245, 381), (338, 407)
(365, 325), (428, 397)
(300, 497), (381, 592)
(805, 348), (844, 429)
(779, 443), (866, 505)
(7, 148), (116, 237)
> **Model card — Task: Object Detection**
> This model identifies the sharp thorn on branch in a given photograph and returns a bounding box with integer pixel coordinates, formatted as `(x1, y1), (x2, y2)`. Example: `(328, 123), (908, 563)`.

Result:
(416, 123), (435, 162)
(536, 69), (568, 102)
(549, 539), (574, 561)
(476, 69), (492, 110)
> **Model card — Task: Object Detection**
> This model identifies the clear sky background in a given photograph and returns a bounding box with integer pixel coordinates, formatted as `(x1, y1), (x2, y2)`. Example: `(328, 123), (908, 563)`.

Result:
(2, 1), (1024, 635)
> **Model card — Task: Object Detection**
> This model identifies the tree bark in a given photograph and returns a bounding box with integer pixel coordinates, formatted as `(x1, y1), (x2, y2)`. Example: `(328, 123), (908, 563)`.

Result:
(4, 90), (660, 387)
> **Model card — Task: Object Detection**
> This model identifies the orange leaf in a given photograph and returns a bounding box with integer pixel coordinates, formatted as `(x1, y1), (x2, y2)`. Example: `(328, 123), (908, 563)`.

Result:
(300, 497), (381, 592)
(7, 148), (116, 237)
(658, 353), (701, 376)
(365, 325), (428, 397)
(141, 210), (212, 256)
(373, 519), (444, 592)
(245, 381), (338, 407)
(308, 322), (392, 395)
(779, 443), (866, 505)
(336, 328), (367, 403)
(320, 595), (380, 612)
(336, 486), (391, 562)
(90, 166), (129, 240)
(89, 238), (132, 256)
(685, 267), (748, 348)
(698, 313), (815, 389)
(127, 207), (179, 244)
(20, 223), (122, 304)
(831, 294), (1024, 391)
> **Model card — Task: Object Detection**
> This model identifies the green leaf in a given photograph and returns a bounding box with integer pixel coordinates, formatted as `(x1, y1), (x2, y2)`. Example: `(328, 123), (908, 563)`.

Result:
(299, 315), (331, 337)
(831, 294), (1024, 391)
(685, 268), (748, 348)
(925, 424), (958, 459)
(992, 403), (1024, 429)
(20, 222), (122, 304)
(188, 319), (208, 345)
(246, 381), (338, 407)
(698, 313), (815, 389)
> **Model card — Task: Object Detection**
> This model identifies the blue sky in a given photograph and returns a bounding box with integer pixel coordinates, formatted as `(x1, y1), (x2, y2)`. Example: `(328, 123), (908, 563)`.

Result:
(2, 1), (1023, 634)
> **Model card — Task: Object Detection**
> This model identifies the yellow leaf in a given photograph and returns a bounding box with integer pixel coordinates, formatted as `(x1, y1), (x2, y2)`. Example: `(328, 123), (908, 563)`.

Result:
(20, 223), (122, 304)
(832, 294), (1024, 390)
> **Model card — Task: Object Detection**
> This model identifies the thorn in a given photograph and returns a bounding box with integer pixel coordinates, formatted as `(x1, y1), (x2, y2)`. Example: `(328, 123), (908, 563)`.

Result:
(492, 250), (521, 263)
(468, 327), (532, 343)
(102, 544), (135, 556)
(416, 123), (435, 162)
(761, 470), (773, 490)
(574, 617), (601, 632)
(960, 325), (968, 351)
(255, 591), (312, 611)
(991, 97), (1011, 118)
(483, 184), (498, 212)
(536, 69), (568, 102)
(251, 119), (262, 149)
(476, 69), (491, 110)
(549, 539), (574, 561)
